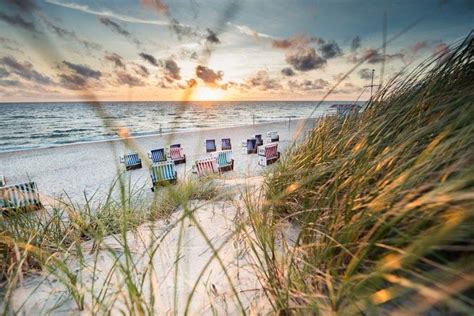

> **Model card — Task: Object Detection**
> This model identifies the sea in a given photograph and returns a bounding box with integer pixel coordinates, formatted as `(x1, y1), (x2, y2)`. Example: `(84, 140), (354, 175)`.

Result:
(0, 101), (356, 153)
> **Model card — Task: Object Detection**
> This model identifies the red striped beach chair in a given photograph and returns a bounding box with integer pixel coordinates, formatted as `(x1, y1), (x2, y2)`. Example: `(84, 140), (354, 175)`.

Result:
(258, 143), (280, 166)
(195, 158), (218, 177)
(1, 182), (42, 214)
(169, 146), (186, 164)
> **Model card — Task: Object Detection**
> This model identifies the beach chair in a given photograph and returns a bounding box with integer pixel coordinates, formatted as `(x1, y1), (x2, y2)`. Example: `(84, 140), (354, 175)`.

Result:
(243, 138), (257, 154)
(120, 153), (142, 170)
(0, 175), (5, 187)
(1, 182), (42, 213)
(267, 131), (279, 142)
(169, 146), (186, 164)
(221, 138), (232, 150)
(149, 148), (167, 163)
(195, 158), (218, 177)
(255, 134), (263, 147)
(258, 143), (280, 166)
(205, 139), (217, 153)
(150, 161), (177, 191)
(170, 143), (181, 148)
(214, 150), (234, 172)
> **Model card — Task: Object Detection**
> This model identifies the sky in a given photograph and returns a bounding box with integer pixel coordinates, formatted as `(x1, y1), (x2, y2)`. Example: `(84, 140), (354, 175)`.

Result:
(0, 0), (472, 102)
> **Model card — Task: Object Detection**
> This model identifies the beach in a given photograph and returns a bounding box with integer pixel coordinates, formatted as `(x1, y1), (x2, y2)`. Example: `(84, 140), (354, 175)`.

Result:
(0, 118), (316, 204)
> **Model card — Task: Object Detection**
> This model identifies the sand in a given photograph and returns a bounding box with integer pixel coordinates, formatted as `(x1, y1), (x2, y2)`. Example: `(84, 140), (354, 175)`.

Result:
(0, 119), (315, 205)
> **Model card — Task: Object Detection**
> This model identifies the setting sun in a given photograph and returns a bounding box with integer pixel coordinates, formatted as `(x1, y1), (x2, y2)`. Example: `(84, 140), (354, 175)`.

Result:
(193, 86), (226, 101)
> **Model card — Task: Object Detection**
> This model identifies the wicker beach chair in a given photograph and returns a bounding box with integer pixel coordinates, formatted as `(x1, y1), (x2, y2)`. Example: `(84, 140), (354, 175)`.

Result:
(195, 157), (218, 177)
(258, 143), (280, 166)
(205, 139), (217, 153)
(0, 175), (5, 187)
(120, 153), (142, 170)
(149, 148), (167, 163)
(150, 161), (177, 191)
(169, 146), (186, 164)
(244, 138), (257, 154)
(255, 134), (263, 147)
(221, 138), (232, 150)
(214, 150), (234, 172)
(1, 182), (42, 213)
(266, 131), (279, 142)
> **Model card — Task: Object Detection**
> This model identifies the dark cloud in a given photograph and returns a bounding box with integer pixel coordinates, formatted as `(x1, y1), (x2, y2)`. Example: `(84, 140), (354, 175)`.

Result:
(41, 17), (101, 51)
(0, 68), (10, 78)
(196, 65), (223, 85)
(187, 78), (197, 88)
(206, 28), (220, 44)
(358, 68), (373, 80)
(272, 35), (317, 50)
(285, 47), (326, 71)
(99, 16), (141, 46)
(139, 0), (168, 13)
(351, 36), (361, 52)
(116, 71), (144, 87)
(333, 72), (349, 81)
(134, 64), (150, 77)
(0, 79), (23, 87)
(349, 48), (404, 64)
(58, 73), (87, 90)
(169, 18), (199, 40)
(139, 52), (158, 66)
(0, 11), (37, 32)
(411, 41), (429, 54)
(5, 0), (37, 12)
(246, 70), (282, 91)
(288, 78), (329, 91)
(179, 48), (198, 60)
(163, 58), (181, 81)
(62, 61), (101, 79)
(0, 37), (21, 52)
(0, 56), (52, 85)
(281, 67), (295, 77)
(105, 52), (125, 69)
(319, 40), (342, 59)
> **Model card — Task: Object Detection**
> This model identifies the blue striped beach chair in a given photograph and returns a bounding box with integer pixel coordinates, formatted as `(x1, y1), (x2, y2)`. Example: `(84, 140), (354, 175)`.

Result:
(214, 150), (234, 172)
(195, 157), (218, 177)
(120, 153), (142, 170)
(221, 138), (232, 150)
(205, 139), (217, 153)
(150, 161), (177, 191)
(1, 182), (42, 213)
(149, 148), (167, 163)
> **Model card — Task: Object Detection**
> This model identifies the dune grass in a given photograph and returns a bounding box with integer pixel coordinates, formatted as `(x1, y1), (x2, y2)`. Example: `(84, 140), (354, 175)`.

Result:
(249, 35), (474, 314)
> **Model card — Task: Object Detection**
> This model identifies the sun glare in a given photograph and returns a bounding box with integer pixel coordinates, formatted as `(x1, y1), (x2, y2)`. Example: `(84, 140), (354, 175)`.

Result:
(193, 86), (225, 101)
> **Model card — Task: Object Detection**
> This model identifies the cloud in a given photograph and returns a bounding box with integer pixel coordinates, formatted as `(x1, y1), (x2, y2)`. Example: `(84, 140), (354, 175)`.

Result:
(58, 73), (87, 90)
(281, 67), (295, 77)
(116, 71), (144, 86)
(0, 79), (23, 87)
(139, 0), (168, 14)
(432, 42), (452, 64)
(139, 52), (158, 66)
(105, 52), (125, 69)
(319, 40), (342, 59)
(99, 16), (141, 46)
(162, 58), (181, 81)
(0, 11), (37, 32)
(358, 68), (373, 80)
(227, 22), (275, 39)
(0, 37), (21, 52)
(285, 47), (326, 71)
(134, 64), (150, 77)
(62, 61), (101, 79)
(196, 65), (223, 85)
(169, 18), (199, 40)
(351, 36), (361, 52)
(0, 56), (52, 85)
(5, 0), (37, 11)
(246, 70), (282, 91)
(0, 68), (10, 78)
(206, 28), (220, 44)
(349, 48), (404, 64)
(288, 78), (329, 91)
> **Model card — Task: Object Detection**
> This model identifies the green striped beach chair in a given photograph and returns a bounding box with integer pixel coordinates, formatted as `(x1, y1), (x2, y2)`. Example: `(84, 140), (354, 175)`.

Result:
(150, 161), (177, 191)
(1, 182), (42, 214)
(120, 152), (142, 170)
(214, 150), (234, 172)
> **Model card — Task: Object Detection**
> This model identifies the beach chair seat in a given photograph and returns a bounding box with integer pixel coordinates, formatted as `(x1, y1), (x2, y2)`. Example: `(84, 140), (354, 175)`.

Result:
(213, 150), (234, 172)
(255, 134), (263, 147)
(169, 146), (186, 164)
(0, 175), (5, 187)
(221, 138), (232, 150)
(243, 138), (257, 154)
(1, 182), (42, 214)
(205, 139), (217, 153)
(266, 131), (279, 142)
(150, 161), (177, 191)
(258, 143), (280, 166)
(120, 153), (142, 170)
(148, 148), (167, 163)
(195, 158), (218, 177)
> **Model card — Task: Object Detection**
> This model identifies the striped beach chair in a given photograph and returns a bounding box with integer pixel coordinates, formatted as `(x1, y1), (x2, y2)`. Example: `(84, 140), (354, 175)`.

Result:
(120, 153), (142, 170)
(214, 150), (234, 172)
(169, 146), (186, 164)
(149, 148), (167, 163)
(150, 161), (177, 191)
(1, 182), (42, 213)
(266, 131), (279, 142)
(195, 158), (218, 177)
(221, 138), (232, 150)
(255, 134), (263, 147)
(258, 143), (280, 166)
(205, 139), (217, 153)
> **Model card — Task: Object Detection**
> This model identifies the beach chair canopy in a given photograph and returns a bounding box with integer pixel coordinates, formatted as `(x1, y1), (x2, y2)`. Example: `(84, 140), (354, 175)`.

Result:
(169, 147), (184, 160)
(266, 131), (279, 142)
(255, 134), (263, 146)
(170, 143), (181, 148)
(246, 138), (257, 150)
(215, 150), (232, 167)
(149, 148), (167, 163)
(221, 138), (232, 150)
(0, 182), (42, 211)
(123, 153), (141, 166)
(150, 161), (177, 184)
(206, 139), (217, 152)
(195, 158), (217, 177)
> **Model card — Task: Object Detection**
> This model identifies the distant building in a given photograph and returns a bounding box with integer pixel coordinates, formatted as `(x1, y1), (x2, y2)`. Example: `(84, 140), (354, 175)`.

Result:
(330, 103), (362, 117)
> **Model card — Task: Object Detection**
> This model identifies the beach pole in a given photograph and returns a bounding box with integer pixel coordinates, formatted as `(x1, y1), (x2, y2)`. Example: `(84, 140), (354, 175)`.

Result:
(288, 116), (291, 130)
(252, 114), (255, 126)
(159, 124), (162, 135)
